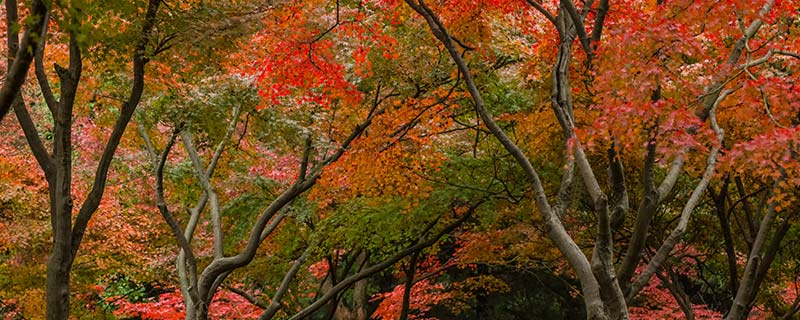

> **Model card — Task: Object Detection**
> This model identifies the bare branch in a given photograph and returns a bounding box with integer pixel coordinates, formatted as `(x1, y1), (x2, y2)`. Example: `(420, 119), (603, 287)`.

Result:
(33, 10), (57, 115)
(726, 178), (785, 320)
(13, 99), (53, 177)
(181, 105), (242, 258)
(608, 143), (629, 230)
(618, 139), (659, 288)
(555, 145), (576, 216)
(698, 0), (775, 120)
(207, 105), (244, 178)
(590, 0), (609, 46)
(225, 285), (267, 309)
(137, 121), (159, 167)
(560, 0), (593, 59)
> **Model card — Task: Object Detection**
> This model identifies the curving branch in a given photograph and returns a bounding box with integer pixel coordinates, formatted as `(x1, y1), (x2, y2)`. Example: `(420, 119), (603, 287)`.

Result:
(0, 0), (49, 123)
(5, 0), (53, 177)
(401, 0), (611, 318)
(698, 0), (775, 120)
(554, 143), (576, 216)
(590, 0), (609, 46)
(259, 247), (312, 320)
(617, 139), (658, 288)
(727, 181), (793, 320)
(33, 10), (57, 115)
(287, 201), (482, 320)
(71, 0), (163, 258)
(608, 143), (629, 231)
(560, 0), (593, 60)
(524, 0), (557, 26)
(195, 89), (389, 302)
(627, 89), (729, 301)
(225, 285), (267, 310)
(155, 127), (201, 304)
(657, 150), (687, 201)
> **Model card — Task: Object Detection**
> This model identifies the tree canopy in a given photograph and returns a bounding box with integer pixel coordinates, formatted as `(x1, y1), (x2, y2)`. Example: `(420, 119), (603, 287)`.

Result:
(1, 0), (799, 319)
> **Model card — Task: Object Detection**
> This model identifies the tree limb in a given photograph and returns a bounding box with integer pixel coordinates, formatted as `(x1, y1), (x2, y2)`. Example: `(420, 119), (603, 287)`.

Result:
(402, 1), (609, 318)
(287, 201), (482, 320)
(0, 0), (48, 123)
(628, 89), (728, 301)
(71, 0), (163, 258)
(155, 127), (201, 304)
(259, 247), (313, 320)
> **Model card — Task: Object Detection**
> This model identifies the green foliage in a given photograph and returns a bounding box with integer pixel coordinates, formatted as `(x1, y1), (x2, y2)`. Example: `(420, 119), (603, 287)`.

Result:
(98, 275), (151, 311)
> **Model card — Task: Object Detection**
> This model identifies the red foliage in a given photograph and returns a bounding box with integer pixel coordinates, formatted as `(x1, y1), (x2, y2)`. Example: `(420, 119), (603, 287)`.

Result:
(113, 287), (262, 320)
(628, 263), (720, 319)
(370, 279), (451, 320)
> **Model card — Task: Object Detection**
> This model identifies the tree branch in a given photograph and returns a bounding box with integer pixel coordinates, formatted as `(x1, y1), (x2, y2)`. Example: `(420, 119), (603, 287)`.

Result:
(560, 0), (593, 60)
(13, 99), (53, 176)
(225, 285), (267, 309)
(608, 143), (629, 231)
(33, 10), (57, 115)
(726, 177), (785, 320)
(259, 247), (312, 320)
(403, 1), (609, 318)
(628, 89), (728, 301)
(71, 0), (163, 258)
(524, 0), (557, 26)
(5, 0), (53, 177)
(618, 139), (659, 288)
(196, 89), (386, 300)
(181, 103), (243, 259)
(590, 0), (609, 46)
(182, 131), (225, 258)
(156, 127), (201, 304)
(698, 0), (775, 120)
(287, 201), (482, 320)
(0, 0), (48, 123)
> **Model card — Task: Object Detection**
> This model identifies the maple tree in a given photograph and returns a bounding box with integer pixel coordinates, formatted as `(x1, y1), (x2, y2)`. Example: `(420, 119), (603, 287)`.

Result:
(1, 0), (182, 318)
(125, 2), (478, 319)
(2, 0), (800, 319)
(396, 0), (800, 319)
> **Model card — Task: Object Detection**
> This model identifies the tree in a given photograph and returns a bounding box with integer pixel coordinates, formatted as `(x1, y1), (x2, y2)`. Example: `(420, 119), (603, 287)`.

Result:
(399, 0), (800, 318)
(2, 0), (799, 319)
(4, 0), (166, 318)
(130, 1), (487, 318)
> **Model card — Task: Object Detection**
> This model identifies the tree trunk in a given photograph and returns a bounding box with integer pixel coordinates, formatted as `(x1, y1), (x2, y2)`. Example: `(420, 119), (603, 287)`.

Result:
(353, 277), (368, 320)
(45, 259), (70, 320)
(399, 252), (419, 320)
(710, 183), (739, 299)
(185, 302), (197, 320)
(353, 252), (369, 320)
(726, 180), (782, 320)
(189, 303), (209, 320)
